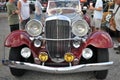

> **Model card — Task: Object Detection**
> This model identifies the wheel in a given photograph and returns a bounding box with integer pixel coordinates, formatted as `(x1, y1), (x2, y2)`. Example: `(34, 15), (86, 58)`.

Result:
(94, 48), (109, 79)
(9, 46), (26, 77)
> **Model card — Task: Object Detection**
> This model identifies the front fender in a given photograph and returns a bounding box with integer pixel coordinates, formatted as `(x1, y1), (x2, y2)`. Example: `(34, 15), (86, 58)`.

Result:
(4, 30), (31, 47)
(85, 31), (113, 48)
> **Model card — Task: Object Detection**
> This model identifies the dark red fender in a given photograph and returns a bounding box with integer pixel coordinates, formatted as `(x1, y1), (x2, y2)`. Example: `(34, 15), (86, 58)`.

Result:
(4, 30), (47, 59)
(85, 31), (113, 48)
(4, 30), (31, 47)
(72, 31), (113, 59)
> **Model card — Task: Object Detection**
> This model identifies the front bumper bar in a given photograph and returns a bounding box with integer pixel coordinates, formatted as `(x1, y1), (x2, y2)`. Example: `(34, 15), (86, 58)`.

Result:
(2, 60), (113, 73)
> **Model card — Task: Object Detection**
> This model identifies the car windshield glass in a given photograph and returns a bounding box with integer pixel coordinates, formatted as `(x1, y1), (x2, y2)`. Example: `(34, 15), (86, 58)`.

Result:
(47, 0), (80, 15)
(49, 0), (79, 9)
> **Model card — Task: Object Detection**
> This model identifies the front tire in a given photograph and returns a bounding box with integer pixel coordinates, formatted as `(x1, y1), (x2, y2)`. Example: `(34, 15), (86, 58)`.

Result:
(94, 48), (109, 79)
(9, 46), (26, 77)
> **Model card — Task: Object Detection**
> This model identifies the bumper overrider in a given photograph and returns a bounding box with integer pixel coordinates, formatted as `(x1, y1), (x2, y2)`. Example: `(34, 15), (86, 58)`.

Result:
(2, 60), (113, 73)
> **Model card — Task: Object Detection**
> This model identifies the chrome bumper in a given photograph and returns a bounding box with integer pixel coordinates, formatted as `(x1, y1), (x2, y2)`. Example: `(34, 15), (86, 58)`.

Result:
(2, 60), (113, 73)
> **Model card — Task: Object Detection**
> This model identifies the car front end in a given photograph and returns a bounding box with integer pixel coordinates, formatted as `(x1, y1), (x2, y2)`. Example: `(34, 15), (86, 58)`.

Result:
(3, 0), (113, 79)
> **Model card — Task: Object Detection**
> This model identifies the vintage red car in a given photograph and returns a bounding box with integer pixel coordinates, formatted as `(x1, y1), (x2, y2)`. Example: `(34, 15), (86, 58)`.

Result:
(2, 0), (113, 79)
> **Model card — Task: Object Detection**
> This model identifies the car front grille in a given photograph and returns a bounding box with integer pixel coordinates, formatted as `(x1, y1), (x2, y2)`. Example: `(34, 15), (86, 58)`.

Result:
(45, 20), (71, 60)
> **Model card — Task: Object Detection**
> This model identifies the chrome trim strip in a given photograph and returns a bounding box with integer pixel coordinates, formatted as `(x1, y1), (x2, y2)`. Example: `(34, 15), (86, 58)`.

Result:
(29, 37), (80, 41)
(38, 36), (82, 41)
(3, 60), (113, 73)
(40, 38), (75, 41)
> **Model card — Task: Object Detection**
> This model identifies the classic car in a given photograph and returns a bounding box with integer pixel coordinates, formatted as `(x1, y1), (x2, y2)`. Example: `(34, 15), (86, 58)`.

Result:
(2, 0), (113, 79)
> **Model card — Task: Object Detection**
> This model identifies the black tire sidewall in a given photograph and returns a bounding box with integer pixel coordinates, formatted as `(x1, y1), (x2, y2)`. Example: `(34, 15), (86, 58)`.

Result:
(9, 46), (26, 77)
(94, 48), (109, 79)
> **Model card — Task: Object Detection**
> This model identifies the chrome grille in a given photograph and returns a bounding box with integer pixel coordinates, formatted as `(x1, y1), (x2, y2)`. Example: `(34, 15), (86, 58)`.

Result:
(45, 20), (71, 59)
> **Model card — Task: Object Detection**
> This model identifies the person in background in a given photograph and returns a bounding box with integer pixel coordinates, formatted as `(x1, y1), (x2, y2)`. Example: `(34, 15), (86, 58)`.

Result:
(89, 0), (103, 31)
(113, 0), (120, 54)
(6, 0), (19, 32)
(34, 0), (43, 21)
(0, 0), (7, 12)
(17, 0), (30, 30)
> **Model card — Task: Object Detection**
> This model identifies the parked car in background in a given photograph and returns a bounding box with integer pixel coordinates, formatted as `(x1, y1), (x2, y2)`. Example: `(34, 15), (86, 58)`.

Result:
(3, 0), (113, 79)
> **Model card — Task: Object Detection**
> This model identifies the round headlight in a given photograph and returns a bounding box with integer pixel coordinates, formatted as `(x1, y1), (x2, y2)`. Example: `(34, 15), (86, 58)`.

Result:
(73, 40), (80, 48)
(21, 47), (31, 58)
(72, 20), (89, 36)
(82, 48), (93, 59)
(34, 39), (41, 47)
(26, 19), (43, 36)
(39, 52), (48, 62)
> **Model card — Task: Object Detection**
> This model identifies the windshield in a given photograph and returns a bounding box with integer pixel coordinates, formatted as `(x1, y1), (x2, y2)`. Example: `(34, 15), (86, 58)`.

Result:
(47, 0), (81, 15)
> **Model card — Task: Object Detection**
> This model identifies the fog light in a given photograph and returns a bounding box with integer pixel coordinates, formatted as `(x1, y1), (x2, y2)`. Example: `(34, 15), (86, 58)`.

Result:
(34, 39), (41, 47)
(39, 52), (48, 62)
(64, 53), (74, 62)
(21, 47), (31, 58)
(82, 48), (93, 59)
(73, 40), (80, 48)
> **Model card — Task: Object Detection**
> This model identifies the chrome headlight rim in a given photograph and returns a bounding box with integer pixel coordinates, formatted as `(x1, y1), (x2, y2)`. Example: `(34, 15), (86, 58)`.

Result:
(25, 19), (43, 36)
(34, 39), (41, 47)
(72, 40), (81, 48)
(72, 20), (89, 37)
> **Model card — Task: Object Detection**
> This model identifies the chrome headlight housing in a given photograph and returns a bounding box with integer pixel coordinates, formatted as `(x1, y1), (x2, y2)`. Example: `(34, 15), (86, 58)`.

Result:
(34, 39), (41, 47)
(73, 40), (80, 48)
(26, 19), (43, 36)
(72, 20), (89, 36)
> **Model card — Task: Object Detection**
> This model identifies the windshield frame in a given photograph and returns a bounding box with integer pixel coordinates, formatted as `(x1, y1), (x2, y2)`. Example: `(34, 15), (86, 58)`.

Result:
(47, 0), (81, 15)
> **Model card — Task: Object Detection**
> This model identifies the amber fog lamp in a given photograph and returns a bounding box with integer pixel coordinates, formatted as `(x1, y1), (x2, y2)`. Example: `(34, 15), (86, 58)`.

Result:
(64, 53), (74, 62)
(39, 52), (48, 62)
